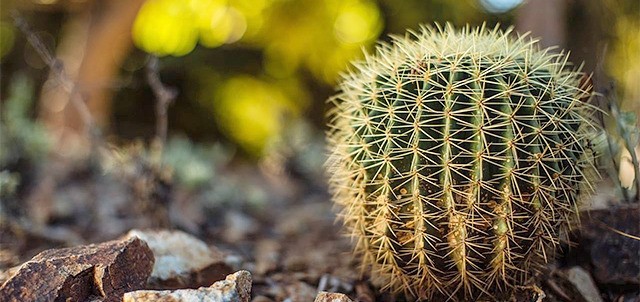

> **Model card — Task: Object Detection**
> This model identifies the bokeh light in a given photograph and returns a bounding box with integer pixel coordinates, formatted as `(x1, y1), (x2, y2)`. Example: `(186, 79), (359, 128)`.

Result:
(198, 5), (247, 47)
(333, 1), (381, 44)
(132, 0), (383, 154)
(132, 0), (251, 56)
(132, 0), (200, 56)
(197, 75), (307, 156)
(132, 0), (383, 82)
(257, 0), (383, 83)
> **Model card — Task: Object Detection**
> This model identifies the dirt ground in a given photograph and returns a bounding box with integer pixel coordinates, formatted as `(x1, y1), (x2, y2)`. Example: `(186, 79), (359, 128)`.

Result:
(0, 141), (639, 301)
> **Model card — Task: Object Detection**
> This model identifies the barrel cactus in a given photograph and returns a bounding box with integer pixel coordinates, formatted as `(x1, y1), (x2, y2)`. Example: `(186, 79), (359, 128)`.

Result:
(326, 24), (598, 300)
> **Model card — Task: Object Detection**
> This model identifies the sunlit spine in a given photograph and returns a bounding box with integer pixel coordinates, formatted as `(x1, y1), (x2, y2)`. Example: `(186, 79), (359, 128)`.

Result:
(326, 23), (598, 300)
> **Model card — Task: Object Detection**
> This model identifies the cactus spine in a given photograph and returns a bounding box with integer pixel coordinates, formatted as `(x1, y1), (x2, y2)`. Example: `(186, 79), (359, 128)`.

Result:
(326, 23), (598, 300)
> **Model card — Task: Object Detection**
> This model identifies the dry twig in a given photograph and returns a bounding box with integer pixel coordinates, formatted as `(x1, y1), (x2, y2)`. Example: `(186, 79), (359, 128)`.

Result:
(11, 11), (102, 145)
(145, 56), (178, 150)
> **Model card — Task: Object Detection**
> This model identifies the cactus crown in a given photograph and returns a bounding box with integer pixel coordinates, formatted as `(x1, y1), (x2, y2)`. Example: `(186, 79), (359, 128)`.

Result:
(326, 23), (598, 300)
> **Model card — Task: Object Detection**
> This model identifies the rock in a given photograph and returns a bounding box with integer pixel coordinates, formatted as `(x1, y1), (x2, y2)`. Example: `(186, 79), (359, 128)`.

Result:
(317, 274), (353, 293)
(282, 253), (307, 272)
(579, 204), (640, 285)
(275, 203), (332, 237)
(223, 211), (259, 242)
(123, 270), (252, 302)
(314, 291), (354, 302)
(0, 249), (21, 285)
(0, 249), (20, 269)
(251, 296), (274, 302)
(285, 282), (317, 302)
(0, 266), (17, 286)
(0, 237), (154, 302)
(254, 239), (280, 276)
(125, 229), (232, 289)
(563, 267), (604, 302)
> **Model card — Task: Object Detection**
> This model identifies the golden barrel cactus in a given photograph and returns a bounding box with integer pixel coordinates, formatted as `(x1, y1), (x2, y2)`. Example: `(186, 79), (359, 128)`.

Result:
(326, 24), (598, 300)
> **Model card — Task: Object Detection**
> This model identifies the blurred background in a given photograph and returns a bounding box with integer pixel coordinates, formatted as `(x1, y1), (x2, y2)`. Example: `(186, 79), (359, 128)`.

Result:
(1, 0), (638, 160)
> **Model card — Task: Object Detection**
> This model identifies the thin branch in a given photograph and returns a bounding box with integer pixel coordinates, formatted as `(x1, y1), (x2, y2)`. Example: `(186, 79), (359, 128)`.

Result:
(11, 11), (102, 143)
(594, 217), (640, 241)
(145, 56), (177, 149)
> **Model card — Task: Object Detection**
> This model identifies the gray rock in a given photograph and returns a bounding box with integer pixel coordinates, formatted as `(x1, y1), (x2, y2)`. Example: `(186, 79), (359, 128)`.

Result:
(285, 282), (318, 302)
(251, 295), (274, 302)
(254, 239), (280, 275)
(314, 291), (354, 302)
(125, 229), (232, 288)
(123, 270), (252, 302)
(564, 267), (604, 302)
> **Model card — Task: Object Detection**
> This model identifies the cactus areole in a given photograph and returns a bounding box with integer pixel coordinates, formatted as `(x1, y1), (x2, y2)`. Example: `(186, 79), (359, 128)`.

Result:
(326, 24), (598, 300)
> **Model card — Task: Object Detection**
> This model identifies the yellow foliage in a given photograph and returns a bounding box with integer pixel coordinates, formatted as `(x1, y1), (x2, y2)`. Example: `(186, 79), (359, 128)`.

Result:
(132, 0), (383, 82)
(132, 0), (252, 56)
(198, 5), (246, 47)
(132, 0), (199, 56)
(133, 0), (383, 154)
(258, 0), (383, 82)
(0, 21), (15, 59)
(205, 75), (306, 156)
(609, 17), (640, 113)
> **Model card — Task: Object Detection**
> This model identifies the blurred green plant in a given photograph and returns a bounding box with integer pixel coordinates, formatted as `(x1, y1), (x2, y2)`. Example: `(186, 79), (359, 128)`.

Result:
(0, 170), (20, 199)
(262, 119), (326, 185)
(100, 140), (174, 226)
(593, 102), (640, 202)
(161, 135), (232, 190)
(616, 109), (640, 199)
(587, 0), (640, 202)
(101, 137), (228, 192)
(100, 135), (270, 219)
(0, 73), (50, 168)
(0, 73), (49, 216)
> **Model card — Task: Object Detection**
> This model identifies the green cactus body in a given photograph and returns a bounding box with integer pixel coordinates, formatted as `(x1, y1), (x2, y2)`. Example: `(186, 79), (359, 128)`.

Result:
(326, 24), (598, 300)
